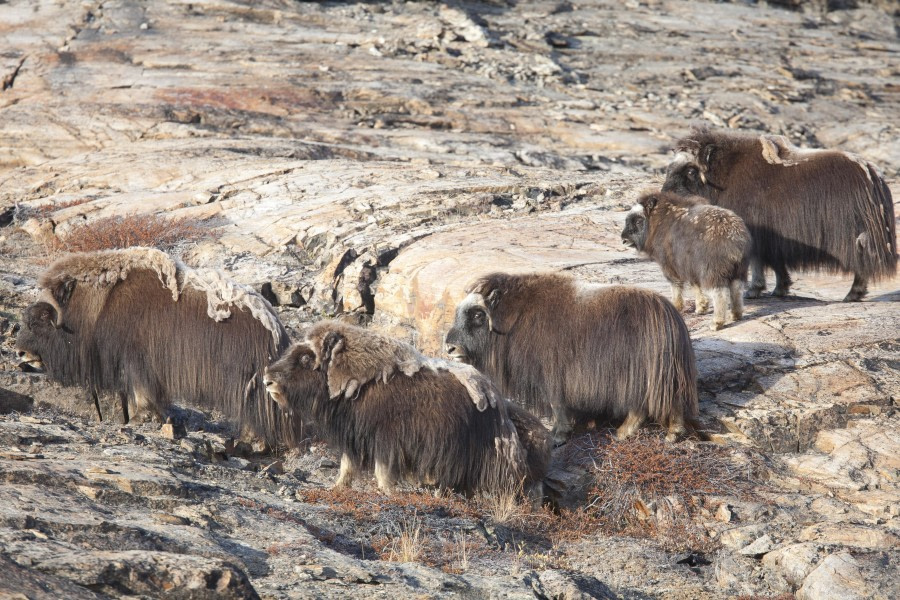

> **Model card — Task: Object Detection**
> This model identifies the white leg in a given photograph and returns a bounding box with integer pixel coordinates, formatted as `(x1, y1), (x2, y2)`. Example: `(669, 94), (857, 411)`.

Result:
(616, 411), (644, 440)
(711, 287), (729, 331)
(670, 282), (684, 311)
(333, 453), (355, 489)
(666, 414), (686, 442)
(745, 257), (765, 299)
(730, 280), (744, 321)
(374, 460), (395, 495)
(694, 286), (709, 314)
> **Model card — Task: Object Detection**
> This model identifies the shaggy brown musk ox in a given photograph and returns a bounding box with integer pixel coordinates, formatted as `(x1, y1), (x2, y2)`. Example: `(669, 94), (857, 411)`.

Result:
(662, 127), (896, 301)
(444, 272), (700, 444)
(15, 247), (299, 446)
(621, 191), (751, 330)
(264, 320), (550, 497)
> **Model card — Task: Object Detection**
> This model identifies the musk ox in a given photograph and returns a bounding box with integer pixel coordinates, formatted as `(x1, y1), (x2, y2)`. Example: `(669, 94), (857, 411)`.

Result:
(263, 320), (550, 497)
(621, 191), (752, 330)
(15, 247), (299, 446)
(444, 272), (700, 444)
(662, 127), (897, 301)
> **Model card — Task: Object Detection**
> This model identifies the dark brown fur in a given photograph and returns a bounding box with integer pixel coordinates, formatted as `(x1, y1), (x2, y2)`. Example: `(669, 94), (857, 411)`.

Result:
(15, 249), (298, 447)
(264, 321), (550, 497)
(445, 273), (700, 443)
(662, 127), (897, 301)
(622, 191), (751, 329)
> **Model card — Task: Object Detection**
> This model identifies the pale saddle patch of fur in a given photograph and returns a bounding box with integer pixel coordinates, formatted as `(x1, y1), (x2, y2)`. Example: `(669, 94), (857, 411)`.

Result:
(759, 134), (874, 182)
(304, 321), (498, 411)
(41, 247), (283, 344)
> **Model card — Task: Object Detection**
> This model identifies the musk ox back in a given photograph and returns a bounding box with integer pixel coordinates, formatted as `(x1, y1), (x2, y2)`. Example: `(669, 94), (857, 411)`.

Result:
(662, 127), (897, 301)
(622, 191), (751, 330)
(444, 273), (699, 444)
(263, 320), (550, 497)
(15, 247), (298, 446)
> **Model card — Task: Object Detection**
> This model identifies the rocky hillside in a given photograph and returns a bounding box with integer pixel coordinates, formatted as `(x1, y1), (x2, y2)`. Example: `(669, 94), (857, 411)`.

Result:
(1, 1), (898, 598)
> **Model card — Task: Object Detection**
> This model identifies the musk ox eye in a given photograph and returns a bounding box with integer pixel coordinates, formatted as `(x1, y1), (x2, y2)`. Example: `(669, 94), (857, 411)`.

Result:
(686, 167), (698, 178)
(469, 309), (486, 328)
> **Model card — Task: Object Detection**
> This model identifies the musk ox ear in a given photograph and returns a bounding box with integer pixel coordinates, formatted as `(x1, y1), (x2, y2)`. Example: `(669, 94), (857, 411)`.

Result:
(697, 144), (715, 184)
(641, 195), (658, 214)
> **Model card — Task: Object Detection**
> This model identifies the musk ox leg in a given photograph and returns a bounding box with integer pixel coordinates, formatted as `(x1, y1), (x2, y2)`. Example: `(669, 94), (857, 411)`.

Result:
(616, 411), (644, 440)
(374, 460), (397, 495)
(771, 264), (792, 297)
(550, 403), (574, 445)
(694, 286), (709, 314)
(333, 453), (356, 489)
(745, 257), (766, 299)
(665, 414), (686, 443)
(670, 282), (685, 311)
(711, 287), (729, 331)
(129, 388), (164, 423)
(843, 274), (868, 302)
(729, 280), (744, 321)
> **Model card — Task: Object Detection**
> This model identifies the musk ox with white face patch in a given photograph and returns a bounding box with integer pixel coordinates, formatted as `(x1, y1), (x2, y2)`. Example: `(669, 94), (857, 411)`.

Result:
(444, 272), (699, 444)
(662, 127), (896, 301)
(15, 248), (299, 446)
(264, 320), (550, 497)
(622, 191), (751, 330)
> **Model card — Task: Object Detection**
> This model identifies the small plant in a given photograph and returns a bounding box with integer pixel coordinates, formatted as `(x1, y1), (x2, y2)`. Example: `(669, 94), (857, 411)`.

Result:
(377, 512), (426, 563)
(44, 213), (216, 253)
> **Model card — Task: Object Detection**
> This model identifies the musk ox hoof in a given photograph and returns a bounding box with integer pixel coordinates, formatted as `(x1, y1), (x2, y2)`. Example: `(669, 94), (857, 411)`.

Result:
(711, 321), (724, 331)
(771, 287), (790, 298)
(744, 288), (763, 299)
(842, 291), (866, 302)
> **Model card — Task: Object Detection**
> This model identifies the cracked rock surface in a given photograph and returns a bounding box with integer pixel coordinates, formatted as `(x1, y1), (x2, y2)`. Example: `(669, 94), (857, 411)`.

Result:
(1, 1), (898, 598)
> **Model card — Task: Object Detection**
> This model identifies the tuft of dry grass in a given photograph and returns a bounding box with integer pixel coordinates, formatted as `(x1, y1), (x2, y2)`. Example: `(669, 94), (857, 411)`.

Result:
(569, 431), (759, 552)
(44, 213), (216, 253)
(31, 197), (93, 218)
(376, 513), (426, 563)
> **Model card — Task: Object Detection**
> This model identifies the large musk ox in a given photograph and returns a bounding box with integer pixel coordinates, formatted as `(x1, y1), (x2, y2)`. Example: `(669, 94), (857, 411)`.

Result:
(444, 273), (699, 444)
(15, 248), (298, 446)
(662, 127), (897, 301)
(621, 191), (751, 330)
(264, 320), (550, 497)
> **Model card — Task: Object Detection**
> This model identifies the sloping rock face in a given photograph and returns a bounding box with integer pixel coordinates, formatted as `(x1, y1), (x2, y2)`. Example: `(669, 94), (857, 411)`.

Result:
(1, 1), (898, 598)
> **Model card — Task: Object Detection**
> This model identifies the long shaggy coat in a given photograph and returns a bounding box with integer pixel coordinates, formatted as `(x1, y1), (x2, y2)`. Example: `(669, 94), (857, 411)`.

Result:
(264, 321), (550, 497)
(662, 127), (896, 301)
(444, 272), (699, 443)
(622, 191), (751, 330)
(15, 248), (297, 446)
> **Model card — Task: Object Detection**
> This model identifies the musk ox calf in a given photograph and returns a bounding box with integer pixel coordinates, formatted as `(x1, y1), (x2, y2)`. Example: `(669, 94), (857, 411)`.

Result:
(445, 272), (699, 444)
(621, 191), (751, 330)
(15, 247), (299, 446)
(264, 320), (550, 497)
(663, 127), (897, 301)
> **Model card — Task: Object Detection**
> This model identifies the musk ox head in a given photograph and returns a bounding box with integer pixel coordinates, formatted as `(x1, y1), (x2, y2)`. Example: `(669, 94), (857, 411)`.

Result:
(15, 302), (67, 374)
(444, 276), (512, 369)
(621, 194), (660, 251)
(264, 344), (324, 416)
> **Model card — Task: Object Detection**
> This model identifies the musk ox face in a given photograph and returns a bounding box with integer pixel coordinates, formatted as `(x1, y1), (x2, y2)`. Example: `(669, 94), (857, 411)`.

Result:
(661, 151), (710, 197)
(444, 290), (500, 369)
(263, 344), (327, 416)
(15, 302), (66, 373)
(621, 202), (651, 251)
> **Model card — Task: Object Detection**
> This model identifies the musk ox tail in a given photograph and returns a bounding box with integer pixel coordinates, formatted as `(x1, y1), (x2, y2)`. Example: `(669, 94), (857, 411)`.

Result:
(643, 295), (699, 429)
(861, 165), (897, 280)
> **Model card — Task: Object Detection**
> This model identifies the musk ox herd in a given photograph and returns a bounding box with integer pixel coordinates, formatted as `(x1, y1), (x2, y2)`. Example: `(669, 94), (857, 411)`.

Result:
(14, 126), (897, 499)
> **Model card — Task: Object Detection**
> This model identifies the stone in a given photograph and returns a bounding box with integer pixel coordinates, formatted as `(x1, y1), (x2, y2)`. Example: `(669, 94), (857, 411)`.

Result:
(0, 387), (33, 414)
(797, 552), (873, 600)
(160, 417), (186, 440)
(739, 534), (775, 557)
(762, 542), (821, 587)
(715, 504), (734, 523)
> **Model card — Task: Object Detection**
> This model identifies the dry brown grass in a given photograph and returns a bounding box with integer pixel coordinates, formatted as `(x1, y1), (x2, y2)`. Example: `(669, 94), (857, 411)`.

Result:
(296, 487), (479, 523)
(44, 213), (215, 253)
(568, 431), (759, 552)
(31, 197), (93, 218)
